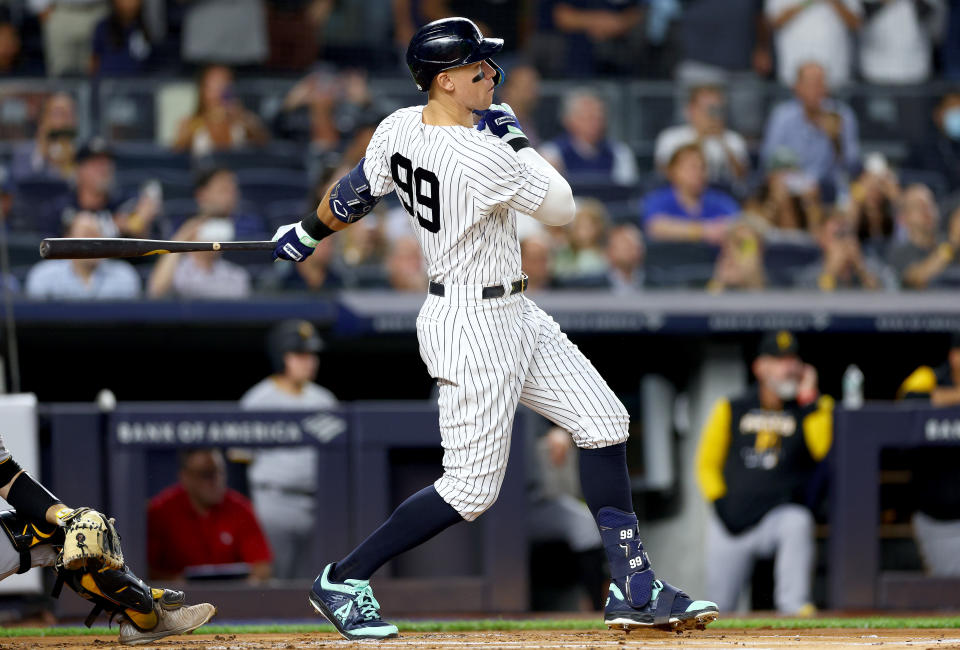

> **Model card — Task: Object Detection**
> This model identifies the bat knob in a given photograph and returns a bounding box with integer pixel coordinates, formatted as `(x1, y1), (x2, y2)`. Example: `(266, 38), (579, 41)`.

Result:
(39, 240), (51, 259)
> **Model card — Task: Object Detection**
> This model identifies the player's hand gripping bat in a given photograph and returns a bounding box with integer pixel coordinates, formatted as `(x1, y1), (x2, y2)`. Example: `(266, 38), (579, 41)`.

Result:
(39, 238), (275, 259)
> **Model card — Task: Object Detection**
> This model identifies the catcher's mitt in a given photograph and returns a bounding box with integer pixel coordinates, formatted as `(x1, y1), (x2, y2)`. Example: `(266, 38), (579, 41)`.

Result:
(56, 508), (124, 571)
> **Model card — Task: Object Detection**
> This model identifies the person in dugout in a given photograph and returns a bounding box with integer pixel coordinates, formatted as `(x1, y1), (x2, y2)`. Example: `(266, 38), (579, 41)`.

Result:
(695, 330), (832, 615)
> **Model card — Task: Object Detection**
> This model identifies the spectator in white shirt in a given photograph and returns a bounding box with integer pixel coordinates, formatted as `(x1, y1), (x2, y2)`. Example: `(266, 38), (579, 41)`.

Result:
(859, 0), (945, 85)
(766, 0), (862, 88)
(655, 85), (750, 189)
(26, 212), (141, 299)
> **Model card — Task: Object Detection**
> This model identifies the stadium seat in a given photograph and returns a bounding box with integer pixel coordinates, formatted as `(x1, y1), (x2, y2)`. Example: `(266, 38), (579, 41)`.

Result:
(14, 175), (70, 205)
(117, 168), (195, 202)
(235, 168), (309, 212)
(643, 241), (720, 288)
(763, 241), (821, 288)
(196, 143), (309, 172)
(897, 168), (949, 201)
(112, 143), (192, 172)
(266, 199), (309, 231)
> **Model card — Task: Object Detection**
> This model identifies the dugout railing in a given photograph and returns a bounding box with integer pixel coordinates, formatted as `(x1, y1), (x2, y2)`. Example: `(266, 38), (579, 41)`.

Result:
(830, 403), (960, 610)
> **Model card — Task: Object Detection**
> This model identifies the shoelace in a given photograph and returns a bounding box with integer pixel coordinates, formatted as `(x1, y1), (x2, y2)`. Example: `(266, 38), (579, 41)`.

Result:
(353, 583), (382, 621)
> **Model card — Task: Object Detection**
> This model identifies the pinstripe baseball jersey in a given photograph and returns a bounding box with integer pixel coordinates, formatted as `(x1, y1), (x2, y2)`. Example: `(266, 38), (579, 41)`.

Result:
(362, 106), (550, 285)
(362, 105), (630, 521)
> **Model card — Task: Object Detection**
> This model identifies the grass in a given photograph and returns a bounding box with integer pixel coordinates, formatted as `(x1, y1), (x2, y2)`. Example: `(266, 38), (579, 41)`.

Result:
(1, 616), (959, 637)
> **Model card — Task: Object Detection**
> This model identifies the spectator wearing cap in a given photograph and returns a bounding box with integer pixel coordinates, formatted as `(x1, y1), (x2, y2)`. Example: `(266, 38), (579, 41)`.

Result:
(907, 91), (960, 193)
(539, 89), (639, 186)
(654, 86), (750, 190)
(642, 144), (739, 244)
(25, 211), (141, 299)
(761, 62), (860, 200)
(766, 0), (862, 88)
(696, 331), (832, 614)
(797, 210), (896, 291)
(240, 320), (337, 579)
(10, 93), (77, 182)
(896, 332), (960, 576)
(886, 185), (960, 289)
(147, 216), (251, 299)
(42, 137), (159, 238)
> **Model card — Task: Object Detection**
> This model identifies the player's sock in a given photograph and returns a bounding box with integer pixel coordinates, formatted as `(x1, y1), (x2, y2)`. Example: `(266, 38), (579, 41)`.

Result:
(331, 486), (462, 581)
(578, 442), (634, 517)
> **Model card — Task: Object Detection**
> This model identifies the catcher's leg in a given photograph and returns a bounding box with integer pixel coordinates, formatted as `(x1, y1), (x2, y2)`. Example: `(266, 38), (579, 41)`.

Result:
(55, 564), (216, 646)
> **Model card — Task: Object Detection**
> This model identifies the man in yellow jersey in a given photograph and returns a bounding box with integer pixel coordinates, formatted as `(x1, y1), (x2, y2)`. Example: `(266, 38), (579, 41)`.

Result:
(695, 330), (832, 614)
(897, 332), (960, 576)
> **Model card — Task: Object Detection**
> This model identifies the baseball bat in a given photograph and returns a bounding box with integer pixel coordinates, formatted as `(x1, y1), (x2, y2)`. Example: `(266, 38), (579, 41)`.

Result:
(39, 238), (276, 260)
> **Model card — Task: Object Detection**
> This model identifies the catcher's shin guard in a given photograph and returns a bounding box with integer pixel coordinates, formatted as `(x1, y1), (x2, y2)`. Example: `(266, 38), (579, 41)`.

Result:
(0, 509), (64, 574)
(53, 564), (159, 629)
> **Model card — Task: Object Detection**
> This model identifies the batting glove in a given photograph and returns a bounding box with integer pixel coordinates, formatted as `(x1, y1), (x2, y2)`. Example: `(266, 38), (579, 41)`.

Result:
(272, 222), (319, 262)
(474, 103), (529, 151)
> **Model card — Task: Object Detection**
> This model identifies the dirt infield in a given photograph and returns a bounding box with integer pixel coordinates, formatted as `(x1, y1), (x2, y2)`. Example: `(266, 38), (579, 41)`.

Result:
(2, 628), (959, 649)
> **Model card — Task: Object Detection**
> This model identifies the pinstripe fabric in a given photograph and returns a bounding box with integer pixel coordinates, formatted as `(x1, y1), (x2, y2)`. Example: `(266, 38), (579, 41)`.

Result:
(420, 293), (629, 521)
(363, 106), (550, 286)
(368, 105), (628, 521)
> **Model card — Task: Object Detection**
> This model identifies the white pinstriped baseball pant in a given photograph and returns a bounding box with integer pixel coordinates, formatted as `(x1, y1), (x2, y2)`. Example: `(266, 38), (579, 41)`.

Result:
(417, 288), (630, 521)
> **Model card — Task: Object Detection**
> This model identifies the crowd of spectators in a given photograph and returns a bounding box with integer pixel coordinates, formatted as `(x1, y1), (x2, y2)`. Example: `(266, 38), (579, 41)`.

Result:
(1, 2), (960, 298)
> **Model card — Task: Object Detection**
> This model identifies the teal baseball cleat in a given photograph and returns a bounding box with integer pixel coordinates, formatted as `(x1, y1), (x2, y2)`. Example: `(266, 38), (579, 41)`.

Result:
(596, 506), (718, 632)
(604, 577), (719, 631)
(308, 563), (399, 640)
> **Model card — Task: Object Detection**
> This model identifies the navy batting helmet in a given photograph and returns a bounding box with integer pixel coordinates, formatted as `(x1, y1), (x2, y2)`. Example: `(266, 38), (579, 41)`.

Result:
(406, 17), (505, 92)
(268, 320), (324, 373)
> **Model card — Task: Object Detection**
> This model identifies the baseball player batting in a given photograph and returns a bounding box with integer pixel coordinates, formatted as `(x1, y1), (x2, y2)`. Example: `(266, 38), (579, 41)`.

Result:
(273, 17), (719, 640)
(0, 437), (215, 645)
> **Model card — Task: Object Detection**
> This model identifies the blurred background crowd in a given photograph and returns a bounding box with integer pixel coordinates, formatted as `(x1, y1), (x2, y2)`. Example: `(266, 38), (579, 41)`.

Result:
(1, 0), (960, 297)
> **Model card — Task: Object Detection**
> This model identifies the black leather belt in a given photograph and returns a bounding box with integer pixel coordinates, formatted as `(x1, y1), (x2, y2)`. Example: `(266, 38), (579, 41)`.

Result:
(429, 276), (528, 299)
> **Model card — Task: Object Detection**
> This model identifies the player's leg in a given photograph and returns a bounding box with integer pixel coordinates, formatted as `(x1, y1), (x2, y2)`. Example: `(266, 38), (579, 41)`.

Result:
(518, 301), (718, 630)
(309, 299), (537, 640)
(0, 507), (215, 645)
(705, 507), (755, 613)
(766, 504), (815, 615)
(55, 563), (216, 645)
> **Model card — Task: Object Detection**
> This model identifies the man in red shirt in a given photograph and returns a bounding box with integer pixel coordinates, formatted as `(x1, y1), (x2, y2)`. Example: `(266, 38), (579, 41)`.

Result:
(148, 448), (273, 581)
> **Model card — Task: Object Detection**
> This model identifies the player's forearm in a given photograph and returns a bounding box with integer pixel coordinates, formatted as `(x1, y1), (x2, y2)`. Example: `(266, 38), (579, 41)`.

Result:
(303, 184), (350, 237)
(518, 148), (575, 226)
